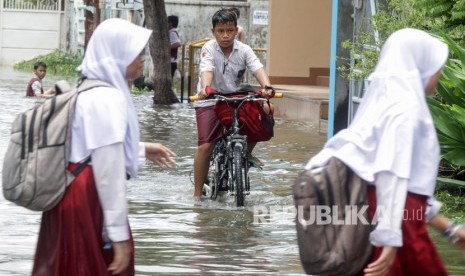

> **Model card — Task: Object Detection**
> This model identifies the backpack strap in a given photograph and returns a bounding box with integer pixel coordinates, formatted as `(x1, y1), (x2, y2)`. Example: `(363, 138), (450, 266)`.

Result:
(67, 77), (112, 178)
(70, 156), (92, 177)
(77, 77), (113, 93)
(54, 77), (113, 95)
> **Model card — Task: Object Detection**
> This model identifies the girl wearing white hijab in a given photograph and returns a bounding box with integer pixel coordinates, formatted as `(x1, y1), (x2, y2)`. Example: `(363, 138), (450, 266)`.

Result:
(306, 28), (465, 275)
(32, 19), (176, 275)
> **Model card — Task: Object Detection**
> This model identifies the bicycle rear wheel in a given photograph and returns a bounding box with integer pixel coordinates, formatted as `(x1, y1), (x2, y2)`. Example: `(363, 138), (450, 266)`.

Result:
(233, 144), (245, 207)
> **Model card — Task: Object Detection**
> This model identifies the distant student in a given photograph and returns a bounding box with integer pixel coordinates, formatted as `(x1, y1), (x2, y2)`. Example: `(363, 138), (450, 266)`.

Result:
(168, 15), (181, 78)
(26, 61), (54, 98)
(229, 7), (245, 42)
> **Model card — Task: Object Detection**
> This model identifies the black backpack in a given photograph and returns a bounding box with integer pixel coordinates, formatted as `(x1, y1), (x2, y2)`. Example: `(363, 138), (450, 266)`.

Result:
(292, 157), (373, 276)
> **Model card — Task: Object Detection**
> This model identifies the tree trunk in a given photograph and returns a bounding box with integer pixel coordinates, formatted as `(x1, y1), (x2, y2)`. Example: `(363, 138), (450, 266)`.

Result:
(143, 0), (179, 104)
(84, 0), (100, 51)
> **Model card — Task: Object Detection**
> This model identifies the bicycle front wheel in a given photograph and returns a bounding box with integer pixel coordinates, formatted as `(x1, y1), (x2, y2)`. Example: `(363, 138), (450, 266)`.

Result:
(233, 143), (245, 207)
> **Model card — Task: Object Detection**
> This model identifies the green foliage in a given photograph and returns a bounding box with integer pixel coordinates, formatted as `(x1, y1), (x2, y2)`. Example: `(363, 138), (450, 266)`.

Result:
(339, 0), (465, 179)
(340, 0), (434, 80)
(131, 86), (151, 94)
(435, 189), (465, 223)
(14, 49), (83, 77)
(428, 35), (465, 171)
(435, 179), (465, 222)
(417, 0), (465, 35)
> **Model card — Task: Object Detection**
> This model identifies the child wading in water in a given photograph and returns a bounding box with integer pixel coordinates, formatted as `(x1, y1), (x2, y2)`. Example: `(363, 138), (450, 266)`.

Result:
(26, 61), (55, 98)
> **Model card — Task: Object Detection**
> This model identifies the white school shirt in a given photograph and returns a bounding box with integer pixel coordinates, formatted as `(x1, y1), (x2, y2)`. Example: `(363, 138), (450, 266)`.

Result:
(69, 86), (145, 242)
(306, 28), (448, 247)
(194, 39), (263, 107)
(169, 28), (181, 63)
(31, 79), (43, 96)
(369, 173), (441, 247)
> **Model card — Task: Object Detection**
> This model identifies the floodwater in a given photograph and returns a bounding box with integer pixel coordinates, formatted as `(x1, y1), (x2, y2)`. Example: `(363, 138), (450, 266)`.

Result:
(0, 66), (464, 275)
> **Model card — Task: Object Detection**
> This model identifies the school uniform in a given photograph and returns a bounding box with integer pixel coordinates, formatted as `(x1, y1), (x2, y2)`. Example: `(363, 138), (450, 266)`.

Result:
(31, 18), (152, 276)
(194, 39), (263, 145)
(26, 76), (43, 97)
(306, 28), (449, 275)
(169, 27), (181, 77)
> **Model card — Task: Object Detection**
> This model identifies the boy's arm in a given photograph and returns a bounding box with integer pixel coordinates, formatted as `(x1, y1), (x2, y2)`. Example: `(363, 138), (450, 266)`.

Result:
(170, 30), (181, 49)
(238, 27), (246, 43)
(197, 44), (215, 99)
(42, 87), (56, 97)
(198, 71), (214, 99)
(253, 68), (273, 96)
(31, 80), (43, 97)
(171, 42), (181, 49)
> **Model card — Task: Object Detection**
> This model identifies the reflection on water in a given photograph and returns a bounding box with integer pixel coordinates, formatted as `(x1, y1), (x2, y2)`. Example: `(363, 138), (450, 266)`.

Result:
(0, 66), (464, 275)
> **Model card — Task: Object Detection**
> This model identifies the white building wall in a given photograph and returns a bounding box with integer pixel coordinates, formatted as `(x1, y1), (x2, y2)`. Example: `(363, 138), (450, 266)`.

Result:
(0, 0), (63, 65)
(0, 0), (269, 65)
(164, 0), (268, 49)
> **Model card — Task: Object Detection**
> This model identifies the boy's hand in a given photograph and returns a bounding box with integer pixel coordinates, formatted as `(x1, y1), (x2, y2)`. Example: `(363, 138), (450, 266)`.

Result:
(262, 86), (275, 98)
(197, 88), (208, 100)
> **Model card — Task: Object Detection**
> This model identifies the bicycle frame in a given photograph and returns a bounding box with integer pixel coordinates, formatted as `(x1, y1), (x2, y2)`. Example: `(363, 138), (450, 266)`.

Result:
(206, 93), (267, 206)
(192, 86), (282, 207)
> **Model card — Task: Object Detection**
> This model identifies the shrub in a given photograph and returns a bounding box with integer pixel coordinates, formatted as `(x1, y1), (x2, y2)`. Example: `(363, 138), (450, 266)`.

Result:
(14, 49), (83, 76)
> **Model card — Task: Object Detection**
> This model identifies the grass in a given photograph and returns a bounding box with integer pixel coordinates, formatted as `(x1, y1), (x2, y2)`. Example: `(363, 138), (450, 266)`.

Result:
(14, 49), (83, 76)
(435, 178), (465, 223)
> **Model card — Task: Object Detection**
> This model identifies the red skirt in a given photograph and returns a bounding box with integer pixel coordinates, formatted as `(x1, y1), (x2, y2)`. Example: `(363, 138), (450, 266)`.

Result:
(32, 163), (135, 276)
(366, 186), (447, 275)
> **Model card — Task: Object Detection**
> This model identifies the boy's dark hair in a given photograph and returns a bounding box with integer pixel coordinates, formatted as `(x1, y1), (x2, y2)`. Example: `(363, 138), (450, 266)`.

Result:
(34, 61), (46, 70)
(229, 7), (240, 18)
(168, 15), (179, 28)
(212, 9), (237, 28)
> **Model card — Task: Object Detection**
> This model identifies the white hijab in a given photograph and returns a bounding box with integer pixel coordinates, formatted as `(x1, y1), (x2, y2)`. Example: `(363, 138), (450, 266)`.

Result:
(306, 28), (449, 197)
(79, 18), (152, 177)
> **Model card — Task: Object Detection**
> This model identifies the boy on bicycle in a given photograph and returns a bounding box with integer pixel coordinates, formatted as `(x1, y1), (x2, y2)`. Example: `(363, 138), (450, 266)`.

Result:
(193, 8), (274, 200)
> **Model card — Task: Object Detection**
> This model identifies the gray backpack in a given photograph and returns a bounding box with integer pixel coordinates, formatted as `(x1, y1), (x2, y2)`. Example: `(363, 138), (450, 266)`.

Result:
(2, 78), (111, 211)
(292, 157), (373, 276)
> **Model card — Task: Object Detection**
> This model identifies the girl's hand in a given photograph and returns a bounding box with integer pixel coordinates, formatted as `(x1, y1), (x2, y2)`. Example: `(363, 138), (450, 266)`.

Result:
(144, 142), (176, 169)
(108, 241), (131, 275)
(364, 246), (397, 276)
(453, 225), (465, 255)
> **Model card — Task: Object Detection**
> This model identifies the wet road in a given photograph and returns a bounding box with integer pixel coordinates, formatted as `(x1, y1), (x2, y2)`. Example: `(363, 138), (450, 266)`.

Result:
(0, 66), (464, 275)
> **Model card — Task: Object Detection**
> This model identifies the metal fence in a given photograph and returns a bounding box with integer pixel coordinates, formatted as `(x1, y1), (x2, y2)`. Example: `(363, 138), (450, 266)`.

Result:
(3, 0), (60, 10)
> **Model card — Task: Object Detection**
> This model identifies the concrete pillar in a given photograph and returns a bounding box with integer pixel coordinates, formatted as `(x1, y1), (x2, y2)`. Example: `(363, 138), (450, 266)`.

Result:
(247, 0), (269, 49)
(332, 0), (353, 135)
(0, 0), (4, 65)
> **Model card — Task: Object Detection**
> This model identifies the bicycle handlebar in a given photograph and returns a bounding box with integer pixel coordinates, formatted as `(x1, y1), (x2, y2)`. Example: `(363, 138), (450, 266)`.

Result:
(189, 91), (283, 102)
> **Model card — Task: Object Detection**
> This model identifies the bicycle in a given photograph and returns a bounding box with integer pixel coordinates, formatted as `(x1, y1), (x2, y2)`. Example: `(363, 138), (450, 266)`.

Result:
(190, 87), (282, 207)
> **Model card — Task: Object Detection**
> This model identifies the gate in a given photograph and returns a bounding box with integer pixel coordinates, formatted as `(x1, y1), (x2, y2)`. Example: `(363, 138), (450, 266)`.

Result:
(0, 0), (64, 65)
(348, 0), (378, 124)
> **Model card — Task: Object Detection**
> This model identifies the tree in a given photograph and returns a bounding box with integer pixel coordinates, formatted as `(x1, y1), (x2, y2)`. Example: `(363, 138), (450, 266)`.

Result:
(143, 0), (179, 104)
(84, 0), (101, 51)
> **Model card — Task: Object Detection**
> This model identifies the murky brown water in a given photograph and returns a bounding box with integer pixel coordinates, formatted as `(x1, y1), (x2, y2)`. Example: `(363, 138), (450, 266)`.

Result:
(0, 66), (464, 275)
